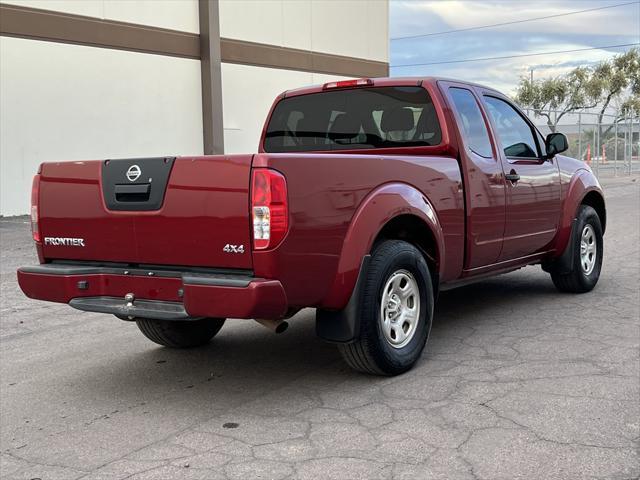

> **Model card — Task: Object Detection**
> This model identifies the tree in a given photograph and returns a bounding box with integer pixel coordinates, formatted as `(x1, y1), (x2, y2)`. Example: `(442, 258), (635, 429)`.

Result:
(515, 48), (640, 133)
(591, 49), (639, 127)
(514, 67), (599, 132)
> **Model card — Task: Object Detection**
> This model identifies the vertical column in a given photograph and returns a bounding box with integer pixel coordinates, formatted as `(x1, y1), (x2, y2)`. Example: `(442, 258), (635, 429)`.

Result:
(614, 115), (618, 176)
(578, 113), (582, 162)
(199, 0), (224, 154)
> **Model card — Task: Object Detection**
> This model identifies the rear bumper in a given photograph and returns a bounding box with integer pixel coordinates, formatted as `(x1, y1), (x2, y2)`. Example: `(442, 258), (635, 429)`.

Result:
(17, 263), (288, 320)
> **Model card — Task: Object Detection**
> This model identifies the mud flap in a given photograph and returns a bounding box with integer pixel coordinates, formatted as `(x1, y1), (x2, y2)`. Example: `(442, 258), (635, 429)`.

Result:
(316, 255), (371, 344)
(542, 218), (578, 275)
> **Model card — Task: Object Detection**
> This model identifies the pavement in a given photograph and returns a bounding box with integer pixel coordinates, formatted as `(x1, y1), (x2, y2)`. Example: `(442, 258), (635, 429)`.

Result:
(1, 175), (638, 480)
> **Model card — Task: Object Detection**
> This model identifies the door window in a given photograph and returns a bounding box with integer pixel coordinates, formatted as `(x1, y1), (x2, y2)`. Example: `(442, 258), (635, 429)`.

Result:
(448, 88), (493, 158)
(483, 96), (539, 159)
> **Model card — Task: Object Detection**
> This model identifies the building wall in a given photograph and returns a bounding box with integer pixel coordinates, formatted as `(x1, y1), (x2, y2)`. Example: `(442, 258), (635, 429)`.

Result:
(221, 63), (349, 153)
(219, 0), (388, 62)
(0, 0), (389, 215)
(0, 37), (203, 216)
(218, 0), (387, 154)
(4, 0), (200, 32)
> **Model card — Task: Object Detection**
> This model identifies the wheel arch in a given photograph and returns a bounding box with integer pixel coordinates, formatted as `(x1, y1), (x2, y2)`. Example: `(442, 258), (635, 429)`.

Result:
(581, 190), (606, 234)
(321, 182), (444, 310)
(372, 214), (440, 294)
(555, 169), (605, 256)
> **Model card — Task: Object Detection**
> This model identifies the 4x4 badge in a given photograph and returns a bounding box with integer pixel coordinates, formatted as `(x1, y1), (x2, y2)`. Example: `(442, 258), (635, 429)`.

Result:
(223, 244), (245, 254)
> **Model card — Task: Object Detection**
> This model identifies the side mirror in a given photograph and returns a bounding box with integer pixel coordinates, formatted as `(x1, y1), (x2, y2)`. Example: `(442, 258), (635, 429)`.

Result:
(545, 132), (569, 158)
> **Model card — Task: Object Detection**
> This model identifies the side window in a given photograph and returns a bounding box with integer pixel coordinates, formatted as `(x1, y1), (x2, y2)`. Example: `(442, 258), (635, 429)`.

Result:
(483, 96), (539, 159)
(449, 88), (493, 158)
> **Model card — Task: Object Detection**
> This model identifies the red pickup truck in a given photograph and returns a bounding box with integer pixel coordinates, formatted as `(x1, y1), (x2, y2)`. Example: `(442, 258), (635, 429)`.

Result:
(18, 77), (605, 375)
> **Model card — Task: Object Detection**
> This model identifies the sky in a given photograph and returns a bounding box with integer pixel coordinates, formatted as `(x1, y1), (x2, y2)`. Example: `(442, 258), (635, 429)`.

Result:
(389, 0), (640, 95)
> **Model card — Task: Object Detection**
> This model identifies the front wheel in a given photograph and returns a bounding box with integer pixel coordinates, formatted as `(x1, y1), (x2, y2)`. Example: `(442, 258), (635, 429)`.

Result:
(551, 205), (603, 293)
(136, 318), (225, 348)
(338, 240), (434, 376)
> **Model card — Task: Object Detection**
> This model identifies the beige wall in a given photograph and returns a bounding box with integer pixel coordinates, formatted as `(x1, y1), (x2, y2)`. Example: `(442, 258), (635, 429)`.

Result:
(219, 0), (388, 155)
(0, 36), (203, 216)
(219, 0), (388, 62)
(4, 0), (200, 33)
(221, 63), (349, 154)
(0, 0), (389, 215)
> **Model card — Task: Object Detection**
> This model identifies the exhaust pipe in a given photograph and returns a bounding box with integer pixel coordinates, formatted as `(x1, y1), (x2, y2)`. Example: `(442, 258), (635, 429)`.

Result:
(255, 318), (289, 334)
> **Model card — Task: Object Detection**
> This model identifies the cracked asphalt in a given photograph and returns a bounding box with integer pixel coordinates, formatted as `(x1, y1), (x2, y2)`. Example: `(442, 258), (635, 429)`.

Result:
(1, 176), (638, 480)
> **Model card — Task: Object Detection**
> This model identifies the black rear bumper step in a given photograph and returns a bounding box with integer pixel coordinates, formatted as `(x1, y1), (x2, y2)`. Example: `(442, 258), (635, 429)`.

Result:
(182, 274), (250, 287)
(69, 296), (191, 321)
(46, 259), (252, 275)
(20, 263), (253, 287)
(22, 264), (111, 275)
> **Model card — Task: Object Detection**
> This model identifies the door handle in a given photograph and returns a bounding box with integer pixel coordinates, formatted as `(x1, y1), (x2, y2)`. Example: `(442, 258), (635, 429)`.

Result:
(505, 170), (520, 183)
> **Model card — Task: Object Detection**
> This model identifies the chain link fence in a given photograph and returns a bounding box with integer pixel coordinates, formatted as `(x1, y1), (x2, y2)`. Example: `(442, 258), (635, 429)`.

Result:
(524, 108), (640, 177)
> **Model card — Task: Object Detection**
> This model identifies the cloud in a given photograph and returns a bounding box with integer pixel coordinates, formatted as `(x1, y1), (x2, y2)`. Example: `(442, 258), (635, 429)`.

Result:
(390, 0), (640, 94)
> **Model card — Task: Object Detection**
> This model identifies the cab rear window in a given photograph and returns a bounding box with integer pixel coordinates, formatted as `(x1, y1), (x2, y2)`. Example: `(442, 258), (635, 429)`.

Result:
(263, 86), (442, 152)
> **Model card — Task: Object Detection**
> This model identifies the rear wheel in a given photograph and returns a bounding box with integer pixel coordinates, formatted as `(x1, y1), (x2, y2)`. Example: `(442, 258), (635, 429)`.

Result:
(551, 205), (603, 293)
(338, 240), (434, 376)
(136, 318), (225, 348)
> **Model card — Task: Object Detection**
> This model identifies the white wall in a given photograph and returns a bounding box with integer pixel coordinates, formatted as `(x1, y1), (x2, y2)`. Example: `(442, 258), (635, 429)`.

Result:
(0, 37), (204, 216)
(1, 0), (389, 215)
(5, 0), (200, 33)
(219, 0), (388, 63)
(219, 0), (389, 154)
(221, 63), (349, 154)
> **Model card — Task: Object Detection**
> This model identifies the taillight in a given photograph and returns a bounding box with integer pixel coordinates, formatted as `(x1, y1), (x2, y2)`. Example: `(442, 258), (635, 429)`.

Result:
(251, 168), (288, 250)
(31, 174), (41, 243)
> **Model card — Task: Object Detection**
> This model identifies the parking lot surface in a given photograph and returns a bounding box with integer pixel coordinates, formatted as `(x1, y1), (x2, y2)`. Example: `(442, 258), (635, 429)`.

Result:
(1, 176), (638, 480)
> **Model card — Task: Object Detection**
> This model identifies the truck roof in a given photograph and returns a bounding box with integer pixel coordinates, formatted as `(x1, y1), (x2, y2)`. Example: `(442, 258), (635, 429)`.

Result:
(280, 76), (502, 99)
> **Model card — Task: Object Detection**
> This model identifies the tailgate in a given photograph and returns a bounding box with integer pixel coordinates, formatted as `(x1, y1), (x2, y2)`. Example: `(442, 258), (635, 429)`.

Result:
(38, 156), (253, 269)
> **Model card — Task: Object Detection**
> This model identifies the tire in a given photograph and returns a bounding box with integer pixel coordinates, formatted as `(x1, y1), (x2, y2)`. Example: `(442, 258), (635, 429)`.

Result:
(551, 205), (603, 293)
(136, 318), (225, 348)
(338, 240), (434, 376)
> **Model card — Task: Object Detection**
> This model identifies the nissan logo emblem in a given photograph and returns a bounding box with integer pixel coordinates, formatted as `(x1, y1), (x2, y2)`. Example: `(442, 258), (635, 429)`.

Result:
(126, 165), (141, 182)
